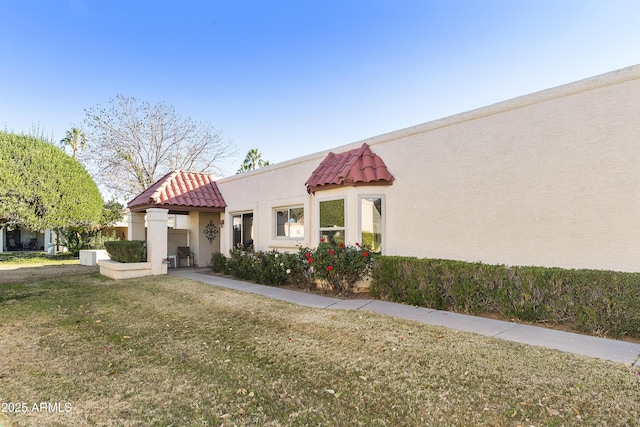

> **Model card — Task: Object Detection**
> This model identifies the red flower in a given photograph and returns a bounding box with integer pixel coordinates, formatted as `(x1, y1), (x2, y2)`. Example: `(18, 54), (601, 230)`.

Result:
(305, 252), (311, 258)
(329, 249), (334, 255)
(308, 258), (313, 263)
(339, 243), (345, 248)
(363, 252), (369, 257)
(327, 265), (333, 271)
(320, 238), (326, 243)
(355, 242), (360, 246)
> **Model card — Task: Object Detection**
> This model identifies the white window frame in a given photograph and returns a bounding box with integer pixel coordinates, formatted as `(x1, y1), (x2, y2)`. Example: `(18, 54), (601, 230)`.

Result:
(359, 195), (385, 254)
(274, 206), (305, 239)
(318, 197), (346, 245)
(231, 211), (254, 249)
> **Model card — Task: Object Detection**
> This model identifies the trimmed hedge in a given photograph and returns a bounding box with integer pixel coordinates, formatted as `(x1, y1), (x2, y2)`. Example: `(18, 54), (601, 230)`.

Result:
(370, 256), (640, 338)
(104, 240), (146, 263)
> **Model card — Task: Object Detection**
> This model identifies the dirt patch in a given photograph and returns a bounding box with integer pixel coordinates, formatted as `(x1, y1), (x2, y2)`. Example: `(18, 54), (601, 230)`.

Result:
(0, 264), (100, 284)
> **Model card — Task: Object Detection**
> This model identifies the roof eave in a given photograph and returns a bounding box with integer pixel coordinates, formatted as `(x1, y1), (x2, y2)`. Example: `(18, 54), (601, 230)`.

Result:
(307, 179), (394, 195)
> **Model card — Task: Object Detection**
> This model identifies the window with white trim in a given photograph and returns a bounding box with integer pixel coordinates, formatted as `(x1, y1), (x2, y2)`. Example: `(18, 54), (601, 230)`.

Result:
(319, 198), (345, 245)
(360, 196), (383, 253)
(275, 206), (304, 238)
(232, 212), (253, 248)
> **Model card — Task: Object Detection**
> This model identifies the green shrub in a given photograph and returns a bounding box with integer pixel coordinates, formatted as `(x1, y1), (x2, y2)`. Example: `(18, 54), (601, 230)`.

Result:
(104, 240), (146, 263)
(256, 250), (295, 286)
(86, 230), (120, 250)
(209, 252), (227, 273)
(371, 256), (640, 338)
(282, 247), (316, 290)
(221, 243), (372, 292)
(223, 247), (302, 286)
(307, 241), (373, 295)
(225, 247), (259, 281)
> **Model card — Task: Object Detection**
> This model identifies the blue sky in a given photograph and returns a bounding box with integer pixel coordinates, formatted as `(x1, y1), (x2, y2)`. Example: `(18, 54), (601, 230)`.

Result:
(1, 1), (639, 176)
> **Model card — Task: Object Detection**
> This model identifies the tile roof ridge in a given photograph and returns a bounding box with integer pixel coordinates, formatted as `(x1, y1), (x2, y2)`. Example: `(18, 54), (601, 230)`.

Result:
(149, 170), (179, 204)
(345, 142), (370, 169)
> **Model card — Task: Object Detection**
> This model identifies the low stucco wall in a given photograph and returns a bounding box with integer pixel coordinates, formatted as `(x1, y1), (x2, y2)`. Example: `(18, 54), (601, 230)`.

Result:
(79, 249), (110, 266)
(99, 259), (167, 280)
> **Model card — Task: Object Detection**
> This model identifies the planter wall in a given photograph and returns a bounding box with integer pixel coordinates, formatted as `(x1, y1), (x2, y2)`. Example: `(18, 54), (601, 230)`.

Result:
(99, 259), (167, 280)
(79, 249), (110, 266)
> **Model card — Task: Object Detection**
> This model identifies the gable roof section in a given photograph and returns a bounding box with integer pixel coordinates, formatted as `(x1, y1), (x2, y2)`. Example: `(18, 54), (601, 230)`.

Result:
(127, 170), (226, 213)
(305, 143), (394, 194)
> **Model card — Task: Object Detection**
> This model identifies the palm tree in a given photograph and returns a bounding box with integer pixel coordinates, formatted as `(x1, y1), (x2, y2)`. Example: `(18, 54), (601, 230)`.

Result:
(237, 148), (270, 173)
(60, 127), (87, 158)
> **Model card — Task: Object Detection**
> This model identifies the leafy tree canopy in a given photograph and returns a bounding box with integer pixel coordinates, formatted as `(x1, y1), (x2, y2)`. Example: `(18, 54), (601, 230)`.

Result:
(100, 200), (124, 228)
(60, 126), (87, 159)
(236, 148), (270, 173)
(0, 131), (103, 230)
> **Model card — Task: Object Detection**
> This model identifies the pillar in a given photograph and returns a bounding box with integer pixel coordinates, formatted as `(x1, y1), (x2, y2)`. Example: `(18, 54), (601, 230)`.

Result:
(146, 208), (169, 275)
(128, 212), (146, 241)
(44, 228), (54, 254)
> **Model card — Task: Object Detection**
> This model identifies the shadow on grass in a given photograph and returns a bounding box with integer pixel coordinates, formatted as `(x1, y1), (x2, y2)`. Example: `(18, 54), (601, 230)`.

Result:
(0, 264), (99, 285)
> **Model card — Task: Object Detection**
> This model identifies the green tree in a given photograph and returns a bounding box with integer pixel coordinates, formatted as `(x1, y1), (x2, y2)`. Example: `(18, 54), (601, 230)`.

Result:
(0, 131), (103, 232)
(60, 127), (87, 158)
(237, 148), (270, 173)
(100, 200), (124, 228)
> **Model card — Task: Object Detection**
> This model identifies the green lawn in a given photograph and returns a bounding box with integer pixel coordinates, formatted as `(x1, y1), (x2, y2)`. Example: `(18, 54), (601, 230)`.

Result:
(0, 251), (78, 265)
(0, 270), (639, 426)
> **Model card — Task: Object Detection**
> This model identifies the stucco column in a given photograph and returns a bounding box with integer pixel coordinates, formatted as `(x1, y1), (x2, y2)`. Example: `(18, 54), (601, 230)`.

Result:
(146, 208), (169, 275)
(128, 212), (146, 241)
(0, 226), (4, 252)
(43, 229), (53, 254)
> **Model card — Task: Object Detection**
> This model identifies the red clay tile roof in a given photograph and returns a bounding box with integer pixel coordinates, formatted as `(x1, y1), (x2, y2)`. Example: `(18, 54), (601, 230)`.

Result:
(127, 170), (226, 213)
(305, 143), (394, 194)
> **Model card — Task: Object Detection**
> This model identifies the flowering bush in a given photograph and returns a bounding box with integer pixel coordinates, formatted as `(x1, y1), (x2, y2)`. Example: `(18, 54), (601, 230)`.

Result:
(221, 246), (301, 286)
(215, 242), (373, 294)
(308, 241), (373, 295)
(257, 250), (299, 286)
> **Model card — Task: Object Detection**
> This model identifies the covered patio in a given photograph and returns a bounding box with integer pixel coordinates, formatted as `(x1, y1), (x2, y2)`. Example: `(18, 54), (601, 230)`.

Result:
(127, 170), (226, 273)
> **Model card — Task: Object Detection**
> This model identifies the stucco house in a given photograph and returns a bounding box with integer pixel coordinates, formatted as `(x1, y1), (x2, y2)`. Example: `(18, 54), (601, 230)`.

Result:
(126, 64), (640, 275)
(0, 225), (56, 253)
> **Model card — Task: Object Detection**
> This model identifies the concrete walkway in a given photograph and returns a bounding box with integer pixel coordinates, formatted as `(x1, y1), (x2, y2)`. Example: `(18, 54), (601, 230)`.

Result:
(170, 268), (640, 366)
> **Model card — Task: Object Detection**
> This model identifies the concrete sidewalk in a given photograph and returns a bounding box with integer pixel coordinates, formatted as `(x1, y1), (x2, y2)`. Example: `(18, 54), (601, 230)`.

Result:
(170, 268), (640, 366)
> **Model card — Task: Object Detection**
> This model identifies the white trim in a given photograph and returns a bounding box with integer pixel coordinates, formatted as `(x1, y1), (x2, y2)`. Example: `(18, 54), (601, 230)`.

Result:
(358, 194), (386, 255)
(273, 205), (305, 240)
(317, 196), (346, 245)
(230, 211), (254, 248)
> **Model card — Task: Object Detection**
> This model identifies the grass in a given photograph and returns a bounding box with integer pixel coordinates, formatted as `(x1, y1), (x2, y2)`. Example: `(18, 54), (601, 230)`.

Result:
(0, 251), (78, 265)
(1, 271), (639, 426)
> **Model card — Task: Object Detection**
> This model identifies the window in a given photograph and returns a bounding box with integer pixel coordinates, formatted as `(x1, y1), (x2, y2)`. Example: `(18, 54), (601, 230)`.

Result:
(275, 206), (304, 238)
(361, 197), (383, 253)
(319, 198), (345, 245)
(232, 212), (253, 248)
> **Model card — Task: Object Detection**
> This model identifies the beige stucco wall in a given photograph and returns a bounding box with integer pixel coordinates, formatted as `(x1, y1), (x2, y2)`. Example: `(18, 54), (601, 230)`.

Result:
(217, 64), (640, 272)
(189, 211), (221, 267)
(168, 229), (188, 261)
